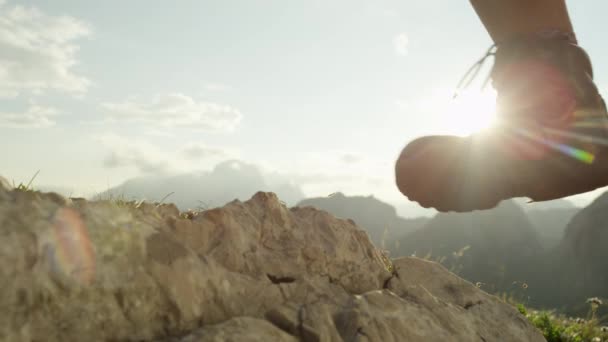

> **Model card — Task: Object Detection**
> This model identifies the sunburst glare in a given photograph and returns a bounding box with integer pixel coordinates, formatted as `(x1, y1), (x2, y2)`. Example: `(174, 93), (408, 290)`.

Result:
(418, 88), (498, 137)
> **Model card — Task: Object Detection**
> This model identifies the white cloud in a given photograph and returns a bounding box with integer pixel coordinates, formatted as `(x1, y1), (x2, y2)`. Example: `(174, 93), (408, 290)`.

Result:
(204, 83), (231, 92)
(98, 134), (234, 174)
(394, 99), (409, 110)
(291, 172), (351, 185)
(393, 32), (409, 56)
(379, 9), (399, 18)
(274, 150), (386, 196)
(102, 93), (243, 132)
(0, 89), (18, 99)
(339, 152), (363, 164)
(261, 151), (421, 213)
(0, 105), (58, 128)
(0, 3), (91, 96)
(179, 143), (228, 160)
(143, 128), (175, 138)
(99, 134), (170, 174)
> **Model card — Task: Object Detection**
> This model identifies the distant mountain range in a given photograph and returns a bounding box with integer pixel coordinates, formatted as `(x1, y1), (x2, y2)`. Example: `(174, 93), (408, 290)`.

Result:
(515, 198), (577, 211)
(298, 194), (578, 258)
(392, 200), (543, 293)
(525, 207), (580, 249)
(297, 193), (429, 249)
(93, 160), (305, 209)
(542, 192), (608, 312)
(513, 198), (581, 250)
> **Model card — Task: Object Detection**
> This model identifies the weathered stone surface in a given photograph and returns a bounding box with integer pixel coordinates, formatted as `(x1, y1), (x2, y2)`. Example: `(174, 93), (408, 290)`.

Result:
(178, 317), (297, 342)
(0, 184), (544, 341)
(262, 257), (543, 342)
(386, 257), (540, 341)
(164, 192), (391, 295)
(0, 175), (11, 192)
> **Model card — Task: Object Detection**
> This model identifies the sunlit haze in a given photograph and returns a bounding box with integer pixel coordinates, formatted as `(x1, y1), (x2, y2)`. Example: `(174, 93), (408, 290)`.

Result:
(422, 89), (497, 137)
(2, 0), (608, 216)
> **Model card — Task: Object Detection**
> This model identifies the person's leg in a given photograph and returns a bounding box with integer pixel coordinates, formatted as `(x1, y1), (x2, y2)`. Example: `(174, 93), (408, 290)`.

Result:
(470, 0), (574, 43)
(395, 0), (608, 212)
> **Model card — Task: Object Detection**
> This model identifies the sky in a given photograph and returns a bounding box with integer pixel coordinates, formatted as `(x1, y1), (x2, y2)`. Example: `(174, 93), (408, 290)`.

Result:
(2, 0), (608, 216)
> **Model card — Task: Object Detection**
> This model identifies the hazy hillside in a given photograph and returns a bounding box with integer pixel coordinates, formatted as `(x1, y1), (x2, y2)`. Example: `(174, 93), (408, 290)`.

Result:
(509, 198), (580, 249)
(525, 207), (580, 249)
(394, 200), (543, 293)
(561, 191), (608, 261)
(515, 198), (577, 211)
(297, 193), (429, 249)
(542, 191), (608, 311)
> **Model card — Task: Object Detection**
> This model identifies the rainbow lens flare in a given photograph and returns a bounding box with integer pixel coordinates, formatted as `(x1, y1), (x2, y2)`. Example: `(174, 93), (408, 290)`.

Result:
(554, 143), (595, 164)
(515, 127), (596, 164)
(48, 207), (96, 285)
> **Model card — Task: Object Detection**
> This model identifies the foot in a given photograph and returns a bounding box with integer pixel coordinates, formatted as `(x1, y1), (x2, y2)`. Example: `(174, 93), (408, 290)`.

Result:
(395, 35), (608, 212)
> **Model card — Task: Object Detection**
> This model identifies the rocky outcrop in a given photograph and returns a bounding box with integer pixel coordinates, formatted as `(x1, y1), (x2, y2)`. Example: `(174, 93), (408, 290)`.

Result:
(0, 178), (543, 341)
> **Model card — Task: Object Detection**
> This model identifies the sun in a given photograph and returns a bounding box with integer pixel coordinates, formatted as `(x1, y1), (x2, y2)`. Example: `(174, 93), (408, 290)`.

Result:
(428, 88), (498, 137)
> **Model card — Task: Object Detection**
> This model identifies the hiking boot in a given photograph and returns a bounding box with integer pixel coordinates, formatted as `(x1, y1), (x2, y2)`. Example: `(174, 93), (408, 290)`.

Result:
(395, 34), (608, 212)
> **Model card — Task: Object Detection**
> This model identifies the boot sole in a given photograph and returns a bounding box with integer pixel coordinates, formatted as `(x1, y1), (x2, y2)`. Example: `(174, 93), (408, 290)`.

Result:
(395, 137), (608, 212)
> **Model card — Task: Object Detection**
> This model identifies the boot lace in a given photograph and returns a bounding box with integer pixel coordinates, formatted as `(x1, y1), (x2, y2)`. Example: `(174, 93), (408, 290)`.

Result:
(453, 44), (497, 99)
(453, 30), (577, 99)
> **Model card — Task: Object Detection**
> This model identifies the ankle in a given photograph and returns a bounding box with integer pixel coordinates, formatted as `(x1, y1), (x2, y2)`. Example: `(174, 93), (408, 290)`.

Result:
(497, 29), (578, 47)
(533, 29), (577, 44)
(470, 0), (575, 44)
(493, 31), (593, 79)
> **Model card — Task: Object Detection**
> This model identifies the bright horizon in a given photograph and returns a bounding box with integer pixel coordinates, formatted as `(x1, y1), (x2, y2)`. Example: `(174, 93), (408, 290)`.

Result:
(2, 0), (607, 216)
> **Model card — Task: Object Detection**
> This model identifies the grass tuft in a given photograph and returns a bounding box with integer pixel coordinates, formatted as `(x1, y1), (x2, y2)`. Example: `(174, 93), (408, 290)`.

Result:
(517, 300), (607, 342)
(14, 170), (40, 192)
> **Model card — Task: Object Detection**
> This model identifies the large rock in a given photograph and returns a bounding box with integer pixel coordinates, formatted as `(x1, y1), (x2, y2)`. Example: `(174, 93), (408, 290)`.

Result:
(178, 317), (298, 342)
(0, 184), (543, 341)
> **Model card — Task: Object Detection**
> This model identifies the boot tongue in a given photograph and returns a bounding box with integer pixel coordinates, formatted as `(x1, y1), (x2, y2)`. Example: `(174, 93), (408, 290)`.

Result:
(491, 36), (580, 126)
(493, 58), (577, 125)
(490, 36), (584, 161)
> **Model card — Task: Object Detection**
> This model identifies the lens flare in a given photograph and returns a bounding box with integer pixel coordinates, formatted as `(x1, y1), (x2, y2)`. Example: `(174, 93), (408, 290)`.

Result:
(554, 144), (595, 164)
(48, 207), (96, 285)
(514, 127), (595, 164)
